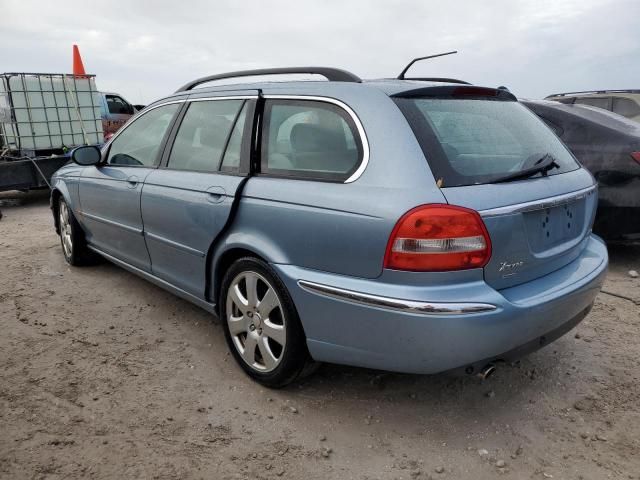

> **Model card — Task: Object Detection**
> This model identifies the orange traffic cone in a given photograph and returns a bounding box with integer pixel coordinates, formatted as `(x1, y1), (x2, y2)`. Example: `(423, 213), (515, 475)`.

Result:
(72, 44), (86, 76)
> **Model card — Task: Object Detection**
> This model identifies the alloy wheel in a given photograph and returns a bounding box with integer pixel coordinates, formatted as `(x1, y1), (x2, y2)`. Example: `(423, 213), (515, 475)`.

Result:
(226, 271), (286, 373)
(59, 201), (73, 258)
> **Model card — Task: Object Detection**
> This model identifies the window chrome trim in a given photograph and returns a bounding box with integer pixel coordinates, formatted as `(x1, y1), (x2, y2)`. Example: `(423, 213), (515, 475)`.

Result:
(297, 280), (497, 315)
(101, 93), (367, 181)
(262, 94), (370, 183)
(479, 184), (597, 217)
(189, 95), (257, 102)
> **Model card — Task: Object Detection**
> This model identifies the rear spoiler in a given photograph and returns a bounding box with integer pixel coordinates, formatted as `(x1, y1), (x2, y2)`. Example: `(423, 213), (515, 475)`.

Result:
(391, 85), (517, 101)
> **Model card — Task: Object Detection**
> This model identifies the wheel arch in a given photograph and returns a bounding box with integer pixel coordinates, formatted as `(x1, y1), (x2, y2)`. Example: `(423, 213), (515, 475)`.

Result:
(50, 184), (76, 234)
(210, 246), (270, 313)
(51, 188), (63, 234)
(209, 234), (290, 312)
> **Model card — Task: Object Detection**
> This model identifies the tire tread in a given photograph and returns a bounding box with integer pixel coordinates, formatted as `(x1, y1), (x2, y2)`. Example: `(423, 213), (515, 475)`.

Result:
(219, 256), (312, 388)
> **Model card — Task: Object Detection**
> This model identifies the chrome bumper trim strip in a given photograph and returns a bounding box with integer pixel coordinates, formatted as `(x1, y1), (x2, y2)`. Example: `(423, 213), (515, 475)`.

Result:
(297, 280), (497, 315)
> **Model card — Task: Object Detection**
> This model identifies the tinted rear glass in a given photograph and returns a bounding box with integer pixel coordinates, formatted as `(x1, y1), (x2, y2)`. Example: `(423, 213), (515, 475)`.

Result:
(395, 98), (580, 187)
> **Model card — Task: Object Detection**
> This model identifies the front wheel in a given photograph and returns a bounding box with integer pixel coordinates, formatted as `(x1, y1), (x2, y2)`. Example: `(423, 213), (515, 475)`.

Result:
(58, 198), (95, 266)
(220, 257), (313, 388)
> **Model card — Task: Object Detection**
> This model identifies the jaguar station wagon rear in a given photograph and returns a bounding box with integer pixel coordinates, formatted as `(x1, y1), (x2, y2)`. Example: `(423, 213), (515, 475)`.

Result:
(51, 67), (608, 387)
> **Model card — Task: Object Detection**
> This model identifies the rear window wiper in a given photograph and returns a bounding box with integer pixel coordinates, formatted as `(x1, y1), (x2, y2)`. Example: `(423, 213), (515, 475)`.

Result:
(490, 154), (559, 184)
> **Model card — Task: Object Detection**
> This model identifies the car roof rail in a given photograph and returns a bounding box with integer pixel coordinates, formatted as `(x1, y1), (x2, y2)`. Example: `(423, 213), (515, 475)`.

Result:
(399, 77), (471, 85)
(545, 89), (640, 98)
(176, 67), (362, 92)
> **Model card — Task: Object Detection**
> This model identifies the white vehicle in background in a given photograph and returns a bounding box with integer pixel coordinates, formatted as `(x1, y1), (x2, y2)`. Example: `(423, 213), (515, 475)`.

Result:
(545, 89), (640, 123)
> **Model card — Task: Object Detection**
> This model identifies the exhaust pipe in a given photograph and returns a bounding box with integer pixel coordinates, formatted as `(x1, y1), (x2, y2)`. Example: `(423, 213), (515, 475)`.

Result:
(476, 363), (496, 380)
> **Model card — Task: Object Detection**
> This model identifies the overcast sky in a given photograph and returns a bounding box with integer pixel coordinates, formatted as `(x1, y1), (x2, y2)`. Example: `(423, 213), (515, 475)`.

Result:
(1, 0), (638, 104)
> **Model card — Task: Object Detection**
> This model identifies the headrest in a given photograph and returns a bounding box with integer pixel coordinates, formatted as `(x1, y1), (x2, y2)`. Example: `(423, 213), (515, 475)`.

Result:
(290, 123), (346, 152)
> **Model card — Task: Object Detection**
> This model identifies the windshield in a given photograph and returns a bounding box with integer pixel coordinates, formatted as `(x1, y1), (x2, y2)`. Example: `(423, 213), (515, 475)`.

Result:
(395, 97), (580, 187)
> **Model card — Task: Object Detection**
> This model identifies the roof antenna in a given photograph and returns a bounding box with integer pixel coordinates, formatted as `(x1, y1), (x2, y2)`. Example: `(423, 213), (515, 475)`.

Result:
(397, 51), (458, 80)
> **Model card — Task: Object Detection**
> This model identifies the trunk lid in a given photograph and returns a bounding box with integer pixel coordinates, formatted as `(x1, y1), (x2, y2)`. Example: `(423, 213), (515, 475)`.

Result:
(441, 170), (597, 290)
(392, 89), (598, 289)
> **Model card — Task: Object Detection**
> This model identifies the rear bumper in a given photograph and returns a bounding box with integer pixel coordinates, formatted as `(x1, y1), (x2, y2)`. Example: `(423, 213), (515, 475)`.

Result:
(272, 234), (608, 374)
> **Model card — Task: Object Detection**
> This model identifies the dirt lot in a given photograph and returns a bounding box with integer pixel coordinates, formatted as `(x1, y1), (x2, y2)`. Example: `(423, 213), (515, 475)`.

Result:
(0, 190), (639, 480)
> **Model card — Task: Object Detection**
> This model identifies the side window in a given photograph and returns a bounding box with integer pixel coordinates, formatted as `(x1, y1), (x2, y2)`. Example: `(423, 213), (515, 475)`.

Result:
(220, 102), (248, 172)
(261, 100), (362, 181)
(575, 96), (611, 110)
(168, 100), (243, 172)
(106, 95), (134, 115)
(612, 97), (640, 118)
(107, 103), (179, 167)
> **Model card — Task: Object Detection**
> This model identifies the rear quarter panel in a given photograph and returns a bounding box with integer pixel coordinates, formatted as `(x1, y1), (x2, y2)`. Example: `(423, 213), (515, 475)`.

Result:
(213, 84), (445, 280)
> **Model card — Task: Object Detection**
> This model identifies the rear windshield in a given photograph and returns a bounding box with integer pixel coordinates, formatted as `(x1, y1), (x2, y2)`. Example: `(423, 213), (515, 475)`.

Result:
(395, 97), (580, 187)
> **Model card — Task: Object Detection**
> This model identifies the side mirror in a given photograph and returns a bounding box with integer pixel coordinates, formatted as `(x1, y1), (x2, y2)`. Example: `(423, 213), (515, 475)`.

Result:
(71, 145), (102, 166)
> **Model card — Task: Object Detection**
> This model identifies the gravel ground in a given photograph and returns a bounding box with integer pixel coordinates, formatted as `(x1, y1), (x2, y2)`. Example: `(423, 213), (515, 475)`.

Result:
(1, 190), (639, 480)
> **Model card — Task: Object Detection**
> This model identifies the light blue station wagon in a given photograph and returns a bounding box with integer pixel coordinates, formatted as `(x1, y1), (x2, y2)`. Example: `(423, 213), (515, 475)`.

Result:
(51, 67), (608, 387)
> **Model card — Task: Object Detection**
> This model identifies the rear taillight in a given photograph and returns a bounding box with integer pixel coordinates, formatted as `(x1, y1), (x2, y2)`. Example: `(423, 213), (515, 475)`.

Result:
(384, 204), (492, 271)
(631, 152), (640, 165)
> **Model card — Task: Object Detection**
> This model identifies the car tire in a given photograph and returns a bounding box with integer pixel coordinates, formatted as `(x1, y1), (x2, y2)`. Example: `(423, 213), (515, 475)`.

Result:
(220, 257), (313, 388)
(58, 197), (96, 266)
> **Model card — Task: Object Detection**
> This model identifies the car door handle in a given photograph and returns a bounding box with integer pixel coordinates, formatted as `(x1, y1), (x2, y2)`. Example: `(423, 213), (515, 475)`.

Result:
(206, 186), (226, 203)
(126, 175), (139, 188)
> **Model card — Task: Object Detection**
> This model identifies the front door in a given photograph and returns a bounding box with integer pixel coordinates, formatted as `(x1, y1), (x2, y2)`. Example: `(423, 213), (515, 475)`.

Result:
(79, 102), (180, 271)
(141, 97), (255, 297)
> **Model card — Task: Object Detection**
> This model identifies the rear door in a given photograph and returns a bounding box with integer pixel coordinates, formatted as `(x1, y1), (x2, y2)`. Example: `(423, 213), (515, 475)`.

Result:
(394, 91), (597, 290)
(140, 94), (256, 298)
(80, 102), (180, 271)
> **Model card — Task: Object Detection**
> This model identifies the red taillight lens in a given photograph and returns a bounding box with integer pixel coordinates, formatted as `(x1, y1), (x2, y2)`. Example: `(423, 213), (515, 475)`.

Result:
(384, 204), (492, 271)
(631, 152), (640, 164)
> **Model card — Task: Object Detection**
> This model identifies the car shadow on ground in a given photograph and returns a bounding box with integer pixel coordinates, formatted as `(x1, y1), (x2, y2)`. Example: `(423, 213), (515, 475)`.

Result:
(607, 242), (640, 266)
(294, 352), (551, 399)
(5, 189), (631, 409)
(91, 257), (553, 409)
(0, 189), (50, 211)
